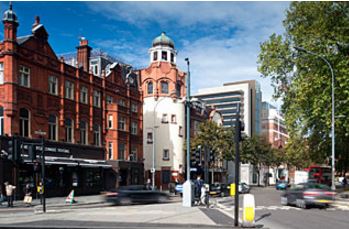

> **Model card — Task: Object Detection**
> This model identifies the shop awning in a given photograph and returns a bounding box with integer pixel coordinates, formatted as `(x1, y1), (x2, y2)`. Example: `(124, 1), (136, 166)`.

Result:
(24, 156), (111, 168)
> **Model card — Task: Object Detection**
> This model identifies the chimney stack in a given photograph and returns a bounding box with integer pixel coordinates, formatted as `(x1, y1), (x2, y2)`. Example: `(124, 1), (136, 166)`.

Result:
(76, 37), (91, 72)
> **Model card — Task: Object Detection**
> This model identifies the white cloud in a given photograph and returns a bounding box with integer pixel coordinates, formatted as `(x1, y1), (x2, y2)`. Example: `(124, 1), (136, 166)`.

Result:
(87, 1), (289, 104)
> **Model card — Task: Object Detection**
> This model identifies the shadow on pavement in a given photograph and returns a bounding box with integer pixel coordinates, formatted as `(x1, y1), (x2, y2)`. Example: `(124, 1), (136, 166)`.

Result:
(255, 212), (272, 222)
(0, 219), (235, 229)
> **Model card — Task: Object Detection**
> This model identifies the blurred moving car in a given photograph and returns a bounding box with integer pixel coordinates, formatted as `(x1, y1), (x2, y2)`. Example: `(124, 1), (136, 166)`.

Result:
(104, 185), (170, 205)
(238, 182), (251, 194)
(281, 183), (335, 209)
(276, 180), (289, 190)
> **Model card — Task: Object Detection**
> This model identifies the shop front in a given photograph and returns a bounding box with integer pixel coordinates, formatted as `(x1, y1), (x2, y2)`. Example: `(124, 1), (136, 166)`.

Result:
(0, 136), (111, 198)
(106, 160), (144, 190)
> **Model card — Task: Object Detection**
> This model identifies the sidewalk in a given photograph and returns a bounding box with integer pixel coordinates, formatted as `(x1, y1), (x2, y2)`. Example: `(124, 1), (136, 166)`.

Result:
(0, 201), (245, 228)
(0, 194), (105, 209)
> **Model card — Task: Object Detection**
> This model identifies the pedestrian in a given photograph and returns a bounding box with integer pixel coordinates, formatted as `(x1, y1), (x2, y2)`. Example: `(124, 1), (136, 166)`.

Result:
(4, 181), (16, 207)
(23, 183), (32, 207)
(0, 183), (4, 206)
(37, 182), (43, 204)
(194, 176), (203, 205)
(146, 178), (152, 190)
(342, 176), (347, 189)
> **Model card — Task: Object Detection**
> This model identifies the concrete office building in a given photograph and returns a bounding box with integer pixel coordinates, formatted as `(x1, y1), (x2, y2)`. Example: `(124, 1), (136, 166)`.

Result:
(194, 80), (262, 185)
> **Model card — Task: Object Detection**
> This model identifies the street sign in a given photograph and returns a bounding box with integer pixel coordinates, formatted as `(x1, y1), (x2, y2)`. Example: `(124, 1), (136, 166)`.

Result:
(35, 130), (47, 136)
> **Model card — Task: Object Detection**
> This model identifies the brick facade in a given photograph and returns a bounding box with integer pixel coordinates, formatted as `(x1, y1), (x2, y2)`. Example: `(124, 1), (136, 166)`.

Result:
(0, 6), (143, 194)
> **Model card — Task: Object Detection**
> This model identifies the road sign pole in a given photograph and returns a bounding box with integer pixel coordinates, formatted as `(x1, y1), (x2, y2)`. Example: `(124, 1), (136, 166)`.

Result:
(234, 103), (241, 227)
(41, 137), (46, 213)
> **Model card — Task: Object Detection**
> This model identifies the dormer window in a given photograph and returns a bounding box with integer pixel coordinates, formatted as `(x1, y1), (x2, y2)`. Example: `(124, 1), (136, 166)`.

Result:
(153, 52), (158, 61)
(147, 82), (153, 95)
(161, 81), (168, 94)
(162, 51), (167, 61)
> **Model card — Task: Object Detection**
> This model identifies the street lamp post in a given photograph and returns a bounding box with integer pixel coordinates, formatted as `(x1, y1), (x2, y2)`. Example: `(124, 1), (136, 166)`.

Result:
(295, 46), (336, 190)
(182, 57), (194, 207)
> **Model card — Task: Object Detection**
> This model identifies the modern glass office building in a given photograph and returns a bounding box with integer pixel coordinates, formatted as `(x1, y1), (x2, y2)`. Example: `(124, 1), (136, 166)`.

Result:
(194, 80), (262, 137)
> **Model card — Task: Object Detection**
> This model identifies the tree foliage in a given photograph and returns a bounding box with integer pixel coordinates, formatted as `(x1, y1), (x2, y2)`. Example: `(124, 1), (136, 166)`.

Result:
(190, 120), (235, 162)
(258, 2), (349, 174)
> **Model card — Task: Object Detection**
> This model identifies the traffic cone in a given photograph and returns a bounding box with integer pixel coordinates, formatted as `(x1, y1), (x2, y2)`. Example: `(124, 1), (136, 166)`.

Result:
(65, 190), (75, 204)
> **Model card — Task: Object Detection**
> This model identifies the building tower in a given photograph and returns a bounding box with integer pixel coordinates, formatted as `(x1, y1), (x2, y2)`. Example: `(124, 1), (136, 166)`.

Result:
(139, 32), (186, 190)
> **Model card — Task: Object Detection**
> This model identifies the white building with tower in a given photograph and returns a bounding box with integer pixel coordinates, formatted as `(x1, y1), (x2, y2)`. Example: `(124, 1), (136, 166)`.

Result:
(138, 32), (186, 190)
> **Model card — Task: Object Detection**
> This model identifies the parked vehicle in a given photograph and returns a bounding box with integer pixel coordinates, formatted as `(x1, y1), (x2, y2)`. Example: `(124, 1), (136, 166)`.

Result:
(174, 183), (183, 196)
(209, 183), (229, 197)
(276, 180), (289, 190)
(104, 185), (170, 205)
(281, 183), (335, 209)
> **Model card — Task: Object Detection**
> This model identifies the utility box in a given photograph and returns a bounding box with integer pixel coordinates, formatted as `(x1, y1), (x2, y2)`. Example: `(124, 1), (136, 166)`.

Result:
(182, 180), (194, 207)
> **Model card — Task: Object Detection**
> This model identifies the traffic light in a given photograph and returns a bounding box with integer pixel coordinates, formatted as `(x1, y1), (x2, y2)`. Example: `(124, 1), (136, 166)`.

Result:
(8, 137), (14, 157)
(190, 147), (201, 166)
(28, 144), (36, 161)
(8, 138), (21, 162)
(237, 121), (245, 142)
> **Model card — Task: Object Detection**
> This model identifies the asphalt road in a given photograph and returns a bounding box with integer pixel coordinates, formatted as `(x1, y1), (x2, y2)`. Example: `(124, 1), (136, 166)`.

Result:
(218, 186), (349, 229)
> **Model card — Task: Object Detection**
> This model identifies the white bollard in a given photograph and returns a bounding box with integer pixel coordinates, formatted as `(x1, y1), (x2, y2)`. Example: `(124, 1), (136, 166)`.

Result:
(242, 194), (255, 227)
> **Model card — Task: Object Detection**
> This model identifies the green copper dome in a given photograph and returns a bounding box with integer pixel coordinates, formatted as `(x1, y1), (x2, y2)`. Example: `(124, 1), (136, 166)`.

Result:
(2, 3), (18, 24)
(152, 32), (174, 48)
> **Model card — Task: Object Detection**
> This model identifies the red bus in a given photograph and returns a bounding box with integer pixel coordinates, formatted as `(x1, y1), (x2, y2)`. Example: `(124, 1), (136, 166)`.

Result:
(305, 165), (332, 186)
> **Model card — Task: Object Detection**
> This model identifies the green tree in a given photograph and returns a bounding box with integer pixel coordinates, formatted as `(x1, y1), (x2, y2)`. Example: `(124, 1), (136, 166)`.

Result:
(241, 136), (280, 186)
(258, 2), (349, 173)
(190, 120), (234, 162)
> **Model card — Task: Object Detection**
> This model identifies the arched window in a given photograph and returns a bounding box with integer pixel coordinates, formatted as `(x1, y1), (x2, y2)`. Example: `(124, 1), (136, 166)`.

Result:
(80, 121), (88, 145)
(48, 115), (57, 141)
(147, 81), (153, 95)
(161, 81), (169, 94)
(153, 51), (158, 61)
(19, 108), (30, 137)
(65, 118), (74, 143)
(93, 124), (101, 146)
(0, 106), (4, 136)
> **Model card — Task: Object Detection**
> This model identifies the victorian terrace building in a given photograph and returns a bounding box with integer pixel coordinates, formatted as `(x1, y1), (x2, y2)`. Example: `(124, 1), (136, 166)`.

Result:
(0, 6), (143, 197)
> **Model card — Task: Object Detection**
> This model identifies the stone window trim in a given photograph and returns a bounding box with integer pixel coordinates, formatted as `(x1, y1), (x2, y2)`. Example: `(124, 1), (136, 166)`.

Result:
(163, 149), (170, 161)
(48, 76), (58, 96)
(19, 65), (31, 88)
(93, 90), (101, 108)
(147, 132), (153, 144)
(171, 114), (176, 124)
(79, 120), (88, 145)
(65, 80), (75, 100)
(48, 114), (58, 141)
(147, 81), (153, 95)
(108, 142), (113, 160)
(161, 113), (168, 124)
(108, 115), (113, 129)
(160, 81), (169, 94)
(80, 86), (88, 104)
(19, 108), (30, 137)
(0, 62), (4, 85)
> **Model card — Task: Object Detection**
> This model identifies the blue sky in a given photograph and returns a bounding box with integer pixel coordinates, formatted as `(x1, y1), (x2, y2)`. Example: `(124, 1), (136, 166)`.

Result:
(0, 1), (289, 104)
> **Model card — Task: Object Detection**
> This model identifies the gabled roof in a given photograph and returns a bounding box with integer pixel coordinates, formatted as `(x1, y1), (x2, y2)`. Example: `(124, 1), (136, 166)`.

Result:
(17, 35), (33, 45)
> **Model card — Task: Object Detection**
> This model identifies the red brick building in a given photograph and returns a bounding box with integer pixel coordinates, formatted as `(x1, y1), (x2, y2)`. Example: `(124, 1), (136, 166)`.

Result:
(0, 5), (143, 197)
